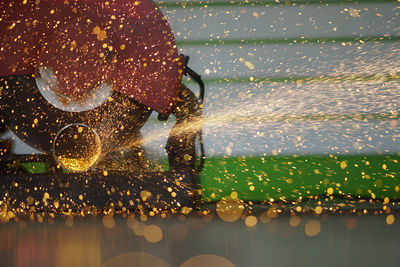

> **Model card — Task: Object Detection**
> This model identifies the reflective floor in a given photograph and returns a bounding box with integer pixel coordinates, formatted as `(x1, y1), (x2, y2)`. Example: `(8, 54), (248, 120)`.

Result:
(1, 212), (399, 267)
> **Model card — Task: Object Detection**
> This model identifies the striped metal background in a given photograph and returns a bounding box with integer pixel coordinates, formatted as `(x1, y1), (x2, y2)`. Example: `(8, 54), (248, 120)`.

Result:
(140, 0), (400, 157)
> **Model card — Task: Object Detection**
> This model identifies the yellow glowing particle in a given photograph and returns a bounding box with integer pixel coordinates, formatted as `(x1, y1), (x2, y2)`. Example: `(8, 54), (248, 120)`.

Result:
(382, 164), (387, 170)
(395, 186), (399, 192)
(267, 208), (278, 218)
(140, 190), (152, 201)
(249, 185), (255, 191)
(33, 118), (38, 124)
(134, 1), (139, 5)
(7, 22), (16, 30)
(120, 44), (126, 50)
(78, 194), (83, 200)
(296, 206), (302, 212)
(171, 192), (177, 198)
(230, 191), (238, 199)
(77, 126), (83, 133)
(327, 187), (334, 195)
(93, 26), (100, 34)
(386, 214), (395, 225)
(340, 160), (348, 169)
(305, 220), (321, 237)
(245, 215), (257, 227)
(314, 206), (323, 215)
(244, 61), (255, 70)
(181, 206), (192, 215)
(384, 197), (390, 204)
(349, 8), (360, 17)
(103, 170), (108, 176)
(226, 146), (232, 155)
(97, 30), (107, 41)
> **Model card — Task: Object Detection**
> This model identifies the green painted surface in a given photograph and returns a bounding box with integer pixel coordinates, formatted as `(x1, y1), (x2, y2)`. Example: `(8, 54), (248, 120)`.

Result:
(20, 155), (400, 203)
(21, 162), (48, 174)
(200, 155), (400, 202)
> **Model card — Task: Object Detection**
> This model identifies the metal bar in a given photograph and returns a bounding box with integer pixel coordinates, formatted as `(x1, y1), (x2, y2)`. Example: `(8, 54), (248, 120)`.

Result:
(157, 0), (397, 9)
(183, 73), (400, 84)
(176, 36), (400, 46)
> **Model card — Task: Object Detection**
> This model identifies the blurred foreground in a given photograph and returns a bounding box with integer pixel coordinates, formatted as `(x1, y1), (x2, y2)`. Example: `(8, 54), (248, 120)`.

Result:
(0, 209), (399, 267)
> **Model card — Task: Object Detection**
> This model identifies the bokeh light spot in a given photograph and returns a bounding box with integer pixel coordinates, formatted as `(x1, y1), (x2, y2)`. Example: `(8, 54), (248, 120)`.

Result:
(102, 215), (115, 229)
(305, 220), (321, 237)
(386, 214), (395, 225)
(143, 224), (163, 243)
(289, 215), (301, 227)
(180, 254), (235, 267)
(216, 198), (244, 222)
(102, 252), (170, 267)
(245, 215), (257, 227)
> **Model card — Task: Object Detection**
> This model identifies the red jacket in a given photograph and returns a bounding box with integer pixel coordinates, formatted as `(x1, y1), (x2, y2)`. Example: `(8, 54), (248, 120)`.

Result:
(0, 0), (183, 114)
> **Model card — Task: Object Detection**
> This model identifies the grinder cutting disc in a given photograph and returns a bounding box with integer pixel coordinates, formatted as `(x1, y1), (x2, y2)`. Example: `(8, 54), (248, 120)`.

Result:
(0, 0), (184, 114)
